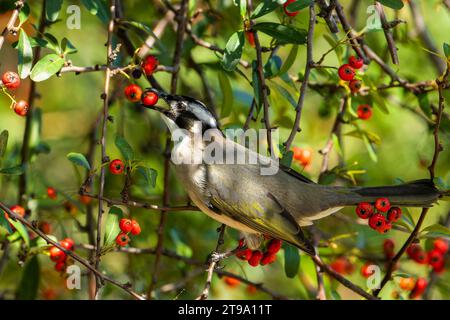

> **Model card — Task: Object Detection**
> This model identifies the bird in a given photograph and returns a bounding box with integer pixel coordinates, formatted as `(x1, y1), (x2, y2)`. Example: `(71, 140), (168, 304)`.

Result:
(144, 88), (445, 256)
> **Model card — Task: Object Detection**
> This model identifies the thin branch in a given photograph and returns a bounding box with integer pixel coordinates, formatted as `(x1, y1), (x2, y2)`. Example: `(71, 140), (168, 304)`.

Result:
(373, 65), (448, 297)
(94, 0), (117, 298)
(0, 1), (24, 51)
(147, 0), (189, 299)
(197, 224), (226, 300)
(284, 3), (316, 151)
(375, 2), (399, 65)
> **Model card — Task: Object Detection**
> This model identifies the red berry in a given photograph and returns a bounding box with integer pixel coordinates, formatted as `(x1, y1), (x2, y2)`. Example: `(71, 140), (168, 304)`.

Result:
(10, 205), (26, 217)
(130, 219), (141, 235)
(13, 100), (29, 117)
(331, 257), (353, 275)
(410, 277), (427, 299)
(433, 238), (448, 254)
(387, 207), (402, 222)
(368, 213), (386, 230)
(223, 276), (240, 287)
(115, 233), (130, 246)
(360, 262), (374, 278)
(260, 252), (277, 266)
(60, 239), (74, 251)
(245, 31), (255, 48)
(283, 0), (299, 17)
(375, 197), (390, 213)
(236, 248), (252, 261)
(248, 250), (263, 267)
(349, 79), (361, 93)
(237, 238), (245, 249)
(383, 239), (395, 256)
(357, 104), (372, 120)
(407, 244), (422, 259)
(378, 222), (392, 234)
(55, 261), (66, 272)
(49, 246), (66, 262)
(338, 64), (355, 81)
(119, 218), (133, 233)
(142, 55), (159, 76)
(413, 250), (429, 265)
(38, 221), (51, 234)
(124, 84), (142, 102)
(292, 147), (312, 166)
(399, 277), (415, 291)
(47, 187), (57, 199)
(432, 260), (446, 273)
(1, 71), (20, 89)
(142, 91), (159, 106)
(427, 249), (444, 268)
(109, 159), (124, 175)
(266, 239), (282, 254)
(355, 202), (374, 219)
(349, 55), (364, 69)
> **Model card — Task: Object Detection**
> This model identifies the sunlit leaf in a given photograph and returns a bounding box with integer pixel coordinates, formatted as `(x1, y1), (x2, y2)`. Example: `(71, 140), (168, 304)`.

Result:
(18, 29), (33, 79)
(67, 152), (91, 170)
(30, 54), (65, 82)
(103, 206), (123, 247)
(251, 0), (279, 19)
(222, 31), (245, 71)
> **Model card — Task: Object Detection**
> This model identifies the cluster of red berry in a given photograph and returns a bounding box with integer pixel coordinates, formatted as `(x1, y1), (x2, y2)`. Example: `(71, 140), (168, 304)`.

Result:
(115, 218), (141, 246)
(1, 71), (29, 116)
(355, 197), (401, 234)
(406, 238), (448, 273)
(398, 277), (428, 299)
(235, 238), (282, 267)
(292, 146), (312, 167)
(49, 238), (75, 272)
(124, 55), (159, 106)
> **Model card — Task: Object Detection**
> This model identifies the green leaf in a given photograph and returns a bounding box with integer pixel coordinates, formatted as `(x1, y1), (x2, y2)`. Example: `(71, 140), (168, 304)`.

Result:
(279, 45), (298, 75)
(80, 0), (109, 23)
(271, 82), (297, 108)
(421, 224), (450, 238)
(8, 219), (30, 247)
(361, 132), (378, 162)
(444, 43), (450, 59)
(330, 289), (342, 300)
(264, 55), (282, 78)
(401, 208), (416, 230)
(45, 0), (63, 22)
(67, 152), (91, 170)
(378, 0), (404, 10)
(0, 165), (24, 175)
(280, 150), (294, 168)
(0, 130), (8, 158)
(251, 60), (263, 115)
(222, 31), (245, 71)
(416, 93), (432, 117)
(284, 244), (300, 278)
(17, 29), (33, 79)
(18, 3), (30, 24)
(251, 0), (279, 19)
(136, 166), (157, 188)
(218, 72), (234, 117)
(332, 133), (343, 157)
(30, 54), (65, 82)
(252, 23), (307, 45)
(286, 0), (313, 12)
(0, 210), (12, 234)
(61, 37), (77, 55)
(16, 256), (40, 300)
(233, 0), (247, 18)
(43, 33), (60, 53)
(115, 135), (134, 161)
(103, 206), (123, 247)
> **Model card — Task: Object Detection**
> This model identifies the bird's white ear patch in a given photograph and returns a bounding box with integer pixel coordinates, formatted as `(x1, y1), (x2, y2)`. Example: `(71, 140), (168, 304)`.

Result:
(160, 114), (179, 133)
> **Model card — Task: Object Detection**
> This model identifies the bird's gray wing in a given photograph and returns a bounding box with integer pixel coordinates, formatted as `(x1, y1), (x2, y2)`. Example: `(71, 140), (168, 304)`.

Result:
(207, 165), (315, 255)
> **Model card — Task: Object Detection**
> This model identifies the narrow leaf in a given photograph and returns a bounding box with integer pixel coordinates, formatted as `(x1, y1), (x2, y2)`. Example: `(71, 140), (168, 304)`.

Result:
(279, 45), (298, 75)
(222, 31), (245, 71)
(45, 0), (63, 22)
(378, 0), (404, 10)
(103, 206), (122, 247)
(67, 152), (91, 170)
(252, 23), (307, 45)
(218, 72), (234, 117)
(17, 29), (33, 79)
(115, 135), (134, 161)
(0, 165), (24, 175)
(251, 0), (279, 19)
(286, 0), (313, 12)
(30, 54), (65, 82)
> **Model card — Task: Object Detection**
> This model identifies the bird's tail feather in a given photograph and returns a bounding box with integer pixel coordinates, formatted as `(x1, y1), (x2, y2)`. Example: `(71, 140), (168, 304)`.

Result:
(333, 179), (443, 208)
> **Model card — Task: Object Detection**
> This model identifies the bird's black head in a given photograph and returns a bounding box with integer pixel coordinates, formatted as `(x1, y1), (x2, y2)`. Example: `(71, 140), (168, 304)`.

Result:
(146, 88), (218, 133)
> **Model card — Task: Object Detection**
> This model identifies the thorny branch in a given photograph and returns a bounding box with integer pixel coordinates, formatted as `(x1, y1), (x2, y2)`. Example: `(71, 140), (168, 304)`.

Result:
(94, 0), (117, 298)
